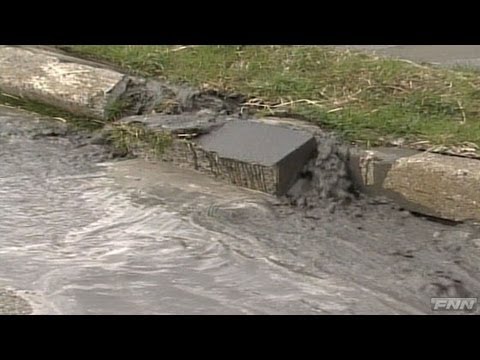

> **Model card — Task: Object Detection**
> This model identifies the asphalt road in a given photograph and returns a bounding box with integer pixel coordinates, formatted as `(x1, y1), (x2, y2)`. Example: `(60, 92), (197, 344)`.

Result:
(338, 45), (480, 68)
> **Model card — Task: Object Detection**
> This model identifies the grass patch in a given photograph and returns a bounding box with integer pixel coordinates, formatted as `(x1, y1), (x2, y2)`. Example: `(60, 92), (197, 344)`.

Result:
(55, 46), (480, 149)
(0, 92), (173, 157)
(109, 123), (173, 157)
(0, 92), (104, 131)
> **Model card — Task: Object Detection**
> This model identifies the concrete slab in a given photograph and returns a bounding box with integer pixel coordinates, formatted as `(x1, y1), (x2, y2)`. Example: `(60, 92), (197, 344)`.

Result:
(197, 120), (315, 167)
(0, 46), (127, 119)
(117, 115), (318, 196)
(197, 120), (317, 194)
(349, 147), (480, 222)
(384, 152), (480, 222)
(349, 147), (420, 194)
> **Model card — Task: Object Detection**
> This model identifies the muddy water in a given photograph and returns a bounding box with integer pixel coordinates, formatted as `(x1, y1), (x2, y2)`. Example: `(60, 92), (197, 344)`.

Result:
(1, 106), (479, 314)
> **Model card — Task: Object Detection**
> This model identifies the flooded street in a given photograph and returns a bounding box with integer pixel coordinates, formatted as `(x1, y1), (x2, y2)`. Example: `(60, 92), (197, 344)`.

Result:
(1, 106), (479, 314)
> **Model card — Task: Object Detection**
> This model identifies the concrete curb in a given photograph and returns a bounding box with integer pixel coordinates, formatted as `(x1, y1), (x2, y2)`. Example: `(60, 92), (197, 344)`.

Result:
(1, 46), (479, 223)
(350, 147), (480, 222)
(115, 114), (318, 196)
(0, 46), (240, 120)
(0, 46), (127, 119)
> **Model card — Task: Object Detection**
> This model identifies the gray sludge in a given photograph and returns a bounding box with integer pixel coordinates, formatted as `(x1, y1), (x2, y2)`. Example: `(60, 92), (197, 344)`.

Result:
(285, 134), (355, 209)
(2, 106), (480, 314)
(191, 132), (480, 313)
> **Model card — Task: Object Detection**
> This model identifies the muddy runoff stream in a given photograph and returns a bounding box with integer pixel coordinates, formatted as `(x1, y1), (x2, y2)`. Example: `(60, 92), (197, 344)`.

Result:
(1, 105), (479, 315)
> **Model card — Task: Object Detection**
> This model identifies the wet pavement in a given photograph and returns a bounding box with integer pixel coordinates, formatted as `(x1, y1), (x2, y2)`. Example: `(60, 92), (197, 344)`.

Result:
(338, 45), (480, 68)
(1, 105), (480, 315)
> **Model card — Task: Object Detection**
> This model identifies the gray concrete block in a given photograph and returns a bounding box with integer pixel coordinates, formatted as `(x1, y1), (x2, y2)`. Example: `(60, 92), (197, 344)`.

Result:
(349, 147), (480, 222)
(197, 120), (317, 195)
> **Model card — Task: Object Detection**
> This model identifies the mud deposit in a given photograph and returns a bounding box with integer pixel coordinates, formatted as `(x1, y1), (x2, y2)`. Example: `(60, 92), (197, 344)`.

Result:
(1, 106), (479, 314)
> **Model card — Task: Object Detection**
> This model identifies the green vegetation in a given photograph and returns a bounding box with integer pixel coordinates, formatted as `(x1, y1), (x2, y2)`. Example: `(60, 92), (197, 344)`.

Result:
(109, 123), (173, 157)
(0, 92), (104, 131)
(0, 92), (172, 157)
(59, 45), (480, 150)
